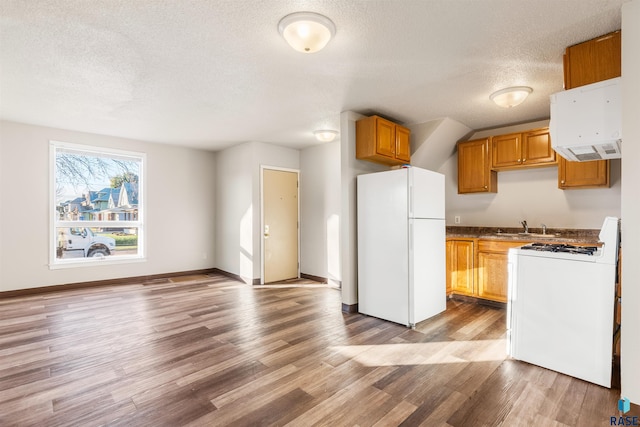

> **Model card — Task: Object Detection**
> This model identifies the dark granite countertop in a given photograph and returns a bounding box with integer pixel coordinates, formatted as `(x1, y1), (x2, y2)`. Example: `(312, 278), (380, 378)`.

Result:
(446, 226), (601, 245)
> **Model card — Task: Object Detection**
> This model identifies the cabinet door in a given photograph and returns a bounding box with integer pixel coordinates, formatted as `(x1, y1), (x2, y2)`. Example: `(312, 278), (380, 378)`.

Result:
(522, 128), (556, 166)
(395, 125), (411, 163)
(491, 133), (521, 169)
(564, 31), (621, 89)
(446, 240), (453, 295)
(476, 240), (529, 303)
(558, 157), (610, 189)
(450, 240), (474, 296)
(375, 117), (396, 158)
(458, 139), (497, 194)
(477, 252), (508, 302)
(561, 31), (618, 190)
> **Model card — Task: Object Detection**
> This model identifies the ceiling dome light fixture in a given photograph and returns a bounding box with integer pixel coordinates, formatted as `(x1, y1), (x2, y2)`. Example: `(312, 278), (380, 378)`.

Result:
(278, 12), (336, 53)
(313, 129), (338, 142)
(490, 86), (533, 108)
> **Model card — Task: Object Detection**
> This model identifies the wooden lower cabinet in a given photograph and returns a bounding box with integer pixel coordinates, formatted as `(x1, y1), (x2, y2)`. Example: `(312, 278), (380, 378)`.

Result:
(447, 238), (529, 303)
(446, 239), (475, 297)
(476, 241), (529, 303)
(476, 252), (508, 302)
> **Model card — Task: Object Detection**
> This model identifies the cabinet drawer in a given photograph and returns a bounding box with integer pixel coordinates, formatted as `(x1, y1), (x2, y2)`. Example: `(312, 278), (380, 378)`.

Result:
(478, 240), (529, 253)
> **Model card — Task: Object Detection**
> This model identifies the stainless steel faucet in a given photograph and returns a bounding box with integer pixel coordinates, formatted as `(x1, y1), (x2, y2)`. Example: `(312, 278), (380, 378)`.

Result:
(521, 220), (528, 233)
(541, 223), (547, 235)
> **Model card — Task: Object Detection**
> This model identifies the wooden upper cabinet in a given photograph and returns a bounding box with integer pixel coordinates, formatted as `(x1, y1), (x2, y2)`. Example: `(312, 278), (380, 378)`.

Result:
(522, 128), (556, 166)
(564, 30), (621, 89)
(356, 115), (411, 166)
(395, 125), (411, 163)
(559, 31), (618, 189)
(491, 133), (522, 169)
(559, 157), (610, 189)
(491, 128), (556, 170)
(457, 138), (497, 194)
(374, 117), (395, 158)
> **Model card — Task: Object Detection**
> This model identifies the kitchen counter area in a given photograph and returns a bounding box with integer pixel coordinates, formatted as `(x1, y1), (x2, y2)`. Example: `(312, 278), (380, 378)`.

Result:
(445, 225), (603, 305)
(446, 226), (601, 244)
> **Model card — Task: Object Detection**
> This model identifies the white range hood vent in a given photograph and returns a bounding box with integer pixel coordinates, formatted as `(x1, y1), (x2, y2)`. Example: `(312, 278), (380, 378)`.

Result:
(549, 77), (622, 162)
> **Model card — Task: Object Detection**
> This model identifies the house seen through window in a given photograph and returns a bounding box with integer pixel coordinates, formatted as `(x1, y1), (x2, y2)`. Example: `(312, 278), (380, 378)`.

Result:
(51, 141), (145, 266)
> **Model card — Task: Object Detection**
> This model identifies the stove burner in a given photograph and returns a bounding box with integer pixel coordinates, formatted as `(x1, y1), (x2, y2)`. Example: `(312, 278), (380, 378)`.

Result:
(520, 242), (598, 255)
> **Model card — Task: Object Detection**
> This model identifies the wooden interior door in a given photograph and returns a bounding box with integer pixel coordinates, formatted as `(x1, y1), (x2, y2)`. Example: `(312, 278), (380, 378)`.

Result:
(263, 168), (299, 283)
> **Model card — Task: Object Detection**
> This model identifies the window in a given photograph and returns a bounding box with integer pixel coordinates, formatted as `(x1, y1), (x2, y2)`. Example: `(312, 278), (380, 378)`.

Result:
(50, 141), (145, 267)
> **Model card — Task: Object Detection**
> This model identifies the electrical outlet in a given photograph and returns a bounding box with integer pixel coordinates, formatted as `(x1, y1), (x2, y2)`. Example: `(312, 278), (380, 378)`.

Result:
(454, 216), (461, 224)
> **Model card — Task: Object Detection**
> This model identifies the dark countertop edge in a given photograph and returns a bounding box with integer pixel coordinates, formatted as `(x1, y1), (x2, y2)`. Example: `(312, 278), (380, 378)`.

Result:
(446, 226), (601, 244)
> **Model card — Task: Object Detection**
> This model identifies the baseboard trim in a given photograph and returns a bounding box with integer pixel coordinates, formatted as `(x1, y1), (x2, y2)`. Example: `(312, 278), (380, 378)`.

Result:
(212, 268), (260, 285)
(342, 303), (358, 313)
(0, 268), (220, 299)
(300, 273), (327, 283)
(300, 273), (342, 288)
(449, 293), (507, 309)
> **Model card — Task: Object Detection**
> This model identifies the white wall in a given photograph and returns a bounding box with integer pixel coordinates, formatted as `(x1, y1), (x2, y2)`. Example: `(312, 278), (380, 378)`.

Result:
(340, 111), (390, 306)
(410, 117), (472, 171)
(215, 142), (254, 282)
(442, 120), (622, 229)
(300, 141), (341, 284)
(621, 0), (640, 405)
(0, 120), (216, 292)
(214, 141), (299, 283)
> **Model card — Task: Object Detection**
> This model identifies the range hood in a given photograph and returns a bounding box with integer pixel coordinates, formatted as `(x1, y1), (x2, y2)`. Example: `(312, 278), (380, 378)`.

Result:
(549, 77), (621, 161)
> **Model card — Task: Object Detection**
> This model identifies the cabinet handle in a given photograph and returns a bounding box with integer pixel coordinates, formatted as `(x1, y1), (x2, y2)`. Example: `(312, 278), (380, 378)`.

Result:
(484, 185), (488, 189)
(561, 180), (565, 184)
(523, 158), (526, 162)
(518, 159), (522, 163)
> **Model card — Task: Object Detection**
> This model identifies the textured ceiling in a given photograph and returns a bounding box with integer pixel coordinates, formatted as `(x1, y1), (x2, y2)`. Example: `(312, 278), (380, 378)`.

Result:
(0, 0), (626, 151)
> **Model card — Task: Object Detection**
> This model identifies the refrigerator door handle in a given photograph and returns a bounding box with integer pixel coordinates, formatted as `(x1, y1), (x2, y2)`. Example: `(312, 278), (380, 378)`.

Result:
(407, 220), (415, 327)
(408, 185), (413, 217)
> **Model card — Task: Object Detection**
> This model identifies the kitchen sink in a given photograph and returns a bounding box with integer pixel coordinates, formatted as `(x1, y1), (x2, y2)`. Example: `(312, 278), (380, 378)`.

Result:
(494, 232), (557, 238)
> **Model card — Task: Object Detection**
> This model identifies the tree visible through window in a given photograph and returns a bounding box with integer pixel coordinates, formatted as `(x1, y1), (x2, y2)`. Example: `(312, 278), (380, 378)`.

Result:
(51, 141), (145, 266)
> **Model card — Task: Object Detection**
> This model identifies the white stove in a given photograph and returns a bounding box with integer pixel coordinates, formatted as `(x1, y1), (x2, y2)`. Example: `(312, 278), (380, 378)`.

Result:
(507, 217), (620, 387)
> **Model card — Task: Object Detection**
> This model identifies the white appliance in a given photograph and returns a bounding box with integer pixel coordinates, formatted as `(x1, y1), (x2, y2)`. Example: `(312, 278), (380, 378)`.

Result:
(507, 216), (620, 387)
(549, 77), (622, 161)
(357, 167), (446, 328)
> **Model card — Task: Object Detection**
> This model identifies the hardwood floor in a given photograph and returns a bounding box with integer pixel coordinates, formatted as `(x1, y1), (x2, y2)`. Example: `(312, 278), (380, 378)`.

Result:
(0, 273), (636, 426)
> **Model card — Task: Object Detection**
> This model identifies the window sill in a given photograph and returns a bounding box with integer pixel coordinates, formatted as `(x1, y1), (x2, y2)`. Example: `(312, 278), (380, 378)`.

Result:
(49, 256), (146, 270)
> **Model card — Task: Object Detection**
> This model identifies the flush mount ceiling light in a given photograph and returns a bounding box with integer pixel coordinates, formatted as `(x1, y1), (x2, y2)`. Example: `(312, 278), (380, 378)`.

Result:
(313, 130), (338, 142)
(490, 86), (533, 108)
(278, 12), (336, 53)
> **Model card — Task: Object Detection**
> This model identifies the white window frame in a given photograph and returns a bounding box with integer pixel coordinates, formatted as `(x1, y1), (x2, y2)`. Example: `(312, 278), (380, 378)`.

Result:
(50, 141), (146, 269)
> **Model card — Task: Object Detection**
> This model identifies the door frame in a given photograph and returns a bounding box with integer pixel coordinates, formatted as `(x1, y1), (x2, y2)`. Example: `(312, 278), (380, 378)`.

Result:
(260, 165), (300, 285)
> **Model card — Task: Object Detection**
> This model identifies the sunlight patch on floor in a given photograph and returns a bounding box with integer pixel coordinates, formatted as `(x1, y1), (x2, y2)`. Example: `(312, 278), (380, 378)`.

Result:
(330, 339), (507, 367)
(258, 283), (334, 288)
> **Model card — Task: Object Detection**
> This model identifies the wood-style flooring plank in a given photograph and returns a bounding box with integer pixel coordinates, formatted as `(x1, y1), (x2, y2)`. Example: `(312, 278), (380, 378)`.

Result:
(0, 273), (627, 426)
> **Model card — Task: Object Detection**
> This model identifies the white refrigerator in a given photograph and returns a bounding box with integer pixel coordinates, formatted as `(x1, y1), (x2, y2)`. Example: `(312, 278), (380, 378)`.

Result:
(357, 167), (446, 328)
